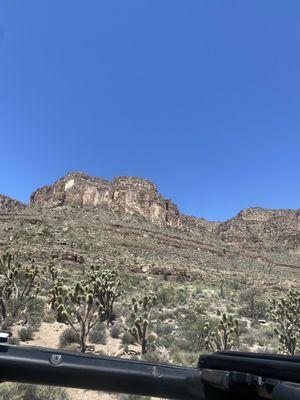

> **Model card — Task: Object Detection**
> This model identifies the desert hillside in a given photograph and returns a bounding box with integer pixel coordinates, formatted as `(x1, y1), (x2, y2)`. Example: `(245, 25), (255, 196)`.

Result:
(0, 172), (299, 400)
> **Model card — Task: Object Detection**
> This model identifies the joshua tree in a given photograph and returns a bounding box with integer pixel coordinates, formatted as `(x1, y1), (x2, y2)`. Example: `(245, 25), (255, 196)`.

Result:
(204, 313), (240, 352)
(269, 289), (300, 355)
(128, 293), (157, 354)
(88, 266), (121, 325)
(47, 262), (66, 311)
(56, 281), (103, 352)
(0, 251), (40, 324)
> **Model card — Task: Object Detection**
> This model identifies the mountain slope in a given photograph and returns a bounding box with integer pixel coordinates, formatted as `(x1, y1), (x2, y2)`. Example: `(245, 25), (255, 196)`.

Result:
(0, 172), (299, 289)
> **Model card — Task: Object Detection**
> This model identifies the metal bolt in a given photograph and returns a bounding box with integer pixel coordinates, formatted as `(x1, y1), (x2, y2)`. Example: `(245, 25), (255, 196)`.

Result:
(50, 354), (63, 365)
(150, 366), (162, 377)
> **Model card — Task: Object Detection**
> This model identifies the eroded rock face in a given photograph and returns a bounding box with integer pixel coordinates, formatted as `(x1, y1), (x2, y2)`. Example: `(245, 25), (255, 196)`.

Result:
(30, 172), (181, 227)
(218, 207), (300, 251)
(0, 195), (27, 212)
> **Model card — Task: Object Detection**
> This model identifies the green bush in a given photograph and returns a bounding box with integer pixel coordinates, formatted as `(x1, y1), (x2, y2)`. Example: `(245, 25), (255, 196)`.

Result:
(88, 322), (107, 344)
(110, 323), (121, 338)
(0, 383), (69, 400)
(121, 331), (136, 345)
(18, 326), (34, 342)
(59, 328), (80, 348)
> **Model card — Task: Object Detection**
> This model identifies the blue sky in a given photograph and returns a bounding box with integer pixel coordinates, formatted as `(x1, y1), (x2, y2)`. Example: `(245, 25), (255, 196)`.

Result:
(0, 1), (299, 221)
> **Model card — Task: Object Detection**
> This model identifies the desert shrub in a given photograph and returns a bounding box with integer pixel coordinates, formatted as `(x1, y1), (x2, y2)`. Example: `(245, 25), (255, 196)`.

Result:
(122, 331), (136, 345)
(171, 349), (198, 366)
(238, 300), (267, 321)
(8, 336), (20, 345)
(155, 309), (175, 321)
(18, 326), (34, 342)
(0, 383), (69, 400)
(243, 334), (256, 347)
(59, 328), (80, 348)
(89, 322), (107, 344)
(156, 284), (177, 306)
(155, 322), (174, 337)
(43, 311), (57, 323)
(1, 316), (15, 330)
(142, 349), (169, 364)
(63, 342), (79, 352)
(110, 323), (121, 338)
(176, 311), (212, 352)
(26, 297), (45, 330)
(226, 304), (236, 313)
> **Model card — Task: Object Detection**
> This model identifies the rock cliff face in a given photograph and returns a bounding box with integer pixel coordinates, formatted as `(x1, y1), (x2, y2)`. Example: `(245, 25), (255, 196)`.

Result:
(25, 173), (300, 254)
(218, 207), (300, 251)
(0, 195), (26, 212)
(30, 172), (181, 227)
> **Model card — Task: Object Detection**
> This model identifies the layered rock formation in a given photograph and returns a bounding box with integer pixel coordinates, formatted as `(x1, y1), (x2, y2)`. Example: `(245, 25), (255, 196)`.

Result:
(217, 207), (300, 251)
(30, 172), (181, 227)
(0, 194), (26, 212)
(3, 172), (297, 256)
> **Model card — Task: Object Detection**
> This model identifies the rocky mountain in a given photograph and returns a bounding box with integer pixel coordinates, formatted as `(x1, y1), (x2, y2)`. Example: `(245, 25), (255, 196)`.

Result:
(0, 172), (299, 287)
(218, 207), (300, 252)
(30, 172), (181, 228)
(0, 194), (26, 212)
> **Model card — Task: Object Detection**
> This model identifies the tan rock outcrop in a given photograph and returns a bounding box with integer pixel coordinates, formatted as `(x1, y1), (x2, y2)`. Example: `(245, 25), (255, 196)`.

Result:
(0, 194), (27, 212)
(30, 172), (181, 227)
(218, 207), (300, 251)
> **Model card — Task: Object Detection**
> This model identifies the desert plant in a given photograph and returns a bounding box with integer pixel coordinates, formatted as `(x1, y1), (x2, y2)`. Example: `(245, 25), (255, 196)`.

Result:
(0, 252), (40, 325)
(47, 262), (66, 311)
(204, 313), (240, 351)
(269, 289), (300, 355)
(8, 336), (20, 345)
(59, 327), (80, 348)
(88, 266), (121, 325)
(127, 293), (157, 354)
(0, 382), (69, 400)
(89, 321), (107, 344)
(121, 331), (136, 346)
(18, 326), (34, 342)
(110, 323), (121, 338)
(56, 281), (103, 352)
(239, 287), (266, 320)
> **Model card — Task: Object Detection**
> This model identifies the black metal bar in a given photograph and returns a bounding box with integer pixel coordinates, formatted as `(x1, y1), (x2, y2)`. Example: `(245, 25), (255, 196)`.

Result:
(198, 352), (300, 384)
(0, 344), (205, 400)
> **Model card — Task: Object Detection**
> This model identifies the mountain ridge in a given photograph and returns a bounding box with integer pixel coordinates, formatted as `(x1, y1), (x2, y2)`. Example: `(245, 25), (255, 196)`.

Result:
(1, 172), (299, 257)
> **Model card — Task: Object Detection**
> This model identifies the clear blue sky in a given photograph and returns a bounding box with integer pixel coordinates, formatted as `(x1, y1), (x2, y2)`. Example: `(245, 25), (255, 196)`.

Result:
(0, 1), (299, 221)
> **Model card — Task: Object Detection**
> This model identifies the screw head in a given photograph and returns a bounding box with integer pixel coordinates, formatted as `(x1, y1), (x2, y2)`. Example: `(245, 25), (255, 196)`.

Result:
(50, 354), (63, 365)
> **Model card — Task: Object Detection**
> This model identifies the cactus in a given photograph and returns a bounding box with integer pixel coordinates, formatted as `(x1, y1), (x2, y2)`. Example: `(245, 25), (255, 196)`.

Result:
(204, 313), (240, 352)
(47, 262), (66, 311)
(47, 265), (109, 352)
(268, 289), (300, 355)
(88, 266), (121, 325)
(56, 281), (103, 352)
(128, 293), (156, 354)
(0, 251), (40, 325)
